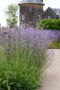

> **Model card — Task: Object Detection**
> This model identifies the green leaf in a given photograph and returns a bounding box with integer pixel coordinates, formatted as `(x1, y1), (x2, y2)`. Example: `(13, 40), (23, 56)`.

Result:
(8, 86), (10, 90)
(3, 80), (7, 85)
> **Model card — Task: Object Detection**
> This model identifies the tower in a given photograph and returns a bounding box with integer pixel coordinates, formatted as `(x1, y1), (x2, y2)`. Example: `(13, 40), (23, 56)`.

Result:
(18, 0), (44, 28)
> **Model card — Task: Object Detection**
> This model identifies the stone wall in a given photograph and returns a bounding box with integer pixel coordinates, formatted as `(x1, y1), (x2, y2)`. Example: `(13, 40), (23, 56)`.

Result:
(19, 6), (59, 28)
(20, 6), (43, 28)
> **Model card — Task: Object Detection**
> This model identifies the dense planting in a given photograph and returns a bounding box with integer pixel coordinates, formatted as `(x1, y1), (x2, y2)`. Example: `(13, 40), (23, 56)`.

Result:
(0, 27), (60, 90)
(38, 19), (60, 30)
(50, 34), (60, 49)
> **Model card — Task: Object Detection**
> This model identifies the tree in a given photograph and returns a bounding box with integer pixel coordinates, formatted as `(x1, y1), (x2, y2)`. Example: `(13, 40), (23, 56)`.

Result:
(5, 4), (18, 28)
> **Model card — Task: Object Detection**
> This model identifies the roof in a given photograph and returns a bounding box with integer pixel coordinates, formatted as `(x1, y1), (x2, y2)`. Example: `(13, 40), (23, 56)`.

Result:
(52, 8), (60, 17)
(18, 0), (44, 5)
(43, 7), (56, 15)
(42, 7), (59, 19)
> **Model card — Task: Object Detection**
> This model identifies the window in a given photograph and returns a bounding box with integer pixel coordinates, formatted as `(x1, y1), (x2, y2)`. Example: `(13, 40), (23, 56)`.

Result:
(29, 7), (32, 11)
(37, 15), (41, 20)
(56, 11), (59, 15)
(48, 16), (51, 19)
(22, 15), (25, 20)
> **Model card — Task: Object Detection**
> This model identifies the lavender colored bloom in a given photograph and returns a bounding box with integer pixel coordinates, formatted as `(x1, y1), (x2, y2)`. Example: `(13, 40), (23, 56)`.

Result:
(0, 27), (60, 60)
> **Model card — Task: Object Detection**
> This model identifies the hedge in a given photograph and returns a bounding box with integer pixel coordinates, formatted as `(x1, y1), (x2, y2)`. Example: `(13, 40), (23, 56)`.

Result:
(38, 19), (60, 30)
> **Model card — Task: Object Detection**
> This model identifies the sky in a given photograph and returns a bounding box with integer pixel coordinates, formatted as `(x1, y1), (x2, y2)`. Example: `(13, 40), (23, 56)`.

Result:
(0, 0), (60, 26)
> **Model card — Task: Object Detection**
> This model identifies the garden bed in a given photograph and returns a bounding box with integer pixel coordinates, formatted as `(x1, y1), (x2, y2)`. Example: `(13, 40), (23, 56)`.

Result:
(0, 27), (60, 90)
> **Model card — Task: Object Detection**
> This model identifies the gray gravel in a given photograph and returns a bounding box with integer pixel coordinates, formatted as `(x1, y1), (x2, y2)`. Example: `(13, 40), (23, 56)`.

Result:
(39, 49), (60, 90)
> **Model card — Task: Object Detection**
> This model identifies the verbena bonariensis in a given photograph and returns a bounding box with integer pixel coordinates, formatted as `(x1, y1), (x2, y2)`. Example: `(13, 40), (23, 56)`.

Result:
(0, 27), (60, 90)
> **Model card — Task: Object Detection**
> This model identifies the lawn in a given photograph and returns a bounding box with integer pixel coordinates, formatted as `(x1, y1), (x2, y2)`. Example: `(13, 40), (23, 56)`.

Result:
(49, 36), (60, 49)
(50, 42), (60, 49)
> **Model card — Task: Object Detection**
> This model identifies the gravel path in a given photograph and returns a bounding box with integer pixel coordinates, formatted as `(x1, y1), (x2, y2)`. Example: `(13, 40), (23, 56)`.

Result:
(39, 49), (60, 90)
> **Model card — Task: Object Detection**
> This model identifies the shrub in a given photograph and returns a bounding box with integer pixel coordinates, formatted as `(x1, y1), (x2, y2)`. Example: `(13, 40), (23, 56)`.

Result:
(0, 27), (48, 90)
(0, 48), (45, 90)
(38, 19), (60, 30)
(0, 27), (60, 90)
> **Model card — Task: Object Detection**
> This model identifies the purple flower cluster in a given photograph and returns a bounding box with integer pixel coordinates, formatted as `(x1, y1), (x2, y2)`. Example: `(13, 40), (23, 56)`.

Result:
(15, 28), (60, 48)
(0, 27), (60, 90)
(0, 27), (60, 55)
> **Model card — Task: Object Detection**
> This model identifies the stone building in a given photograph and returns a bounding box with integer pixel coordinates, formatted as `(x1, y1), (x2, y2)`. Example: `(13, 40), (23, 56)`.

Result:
(52, 8), (60, 17)
(42, 7), (59, 19)
(18, 0), (44, 28)
(18, 1), (59, 28)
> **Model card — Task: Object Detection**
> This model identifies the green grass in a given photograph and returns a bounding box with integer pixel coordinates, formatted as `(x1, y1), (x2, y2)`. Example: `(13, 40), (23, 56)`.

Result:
(49, 42), (60, 49)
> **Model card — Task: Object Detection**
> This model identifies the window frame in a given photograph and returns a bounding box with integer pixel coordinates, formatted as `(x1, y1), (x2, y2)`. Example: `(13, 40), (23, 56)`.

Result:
(21, 15), (25, 21)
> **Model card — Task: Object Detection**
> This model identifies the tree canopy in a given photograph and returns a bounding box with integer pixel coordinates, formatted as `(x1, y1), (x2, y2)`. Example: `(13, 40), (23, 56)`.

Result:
(5, 4), (18, 28)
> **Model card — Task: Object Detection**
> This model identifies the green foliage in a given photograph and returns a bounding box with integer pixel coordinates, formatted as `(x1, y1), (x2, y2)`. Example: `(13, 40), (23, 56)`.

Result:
(0, 43), (46, 90)
(5, 4), (18, 28)
(49, 36), (60, 49)
(49, 42), (60, 49)
(38, 19), (60, 30)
